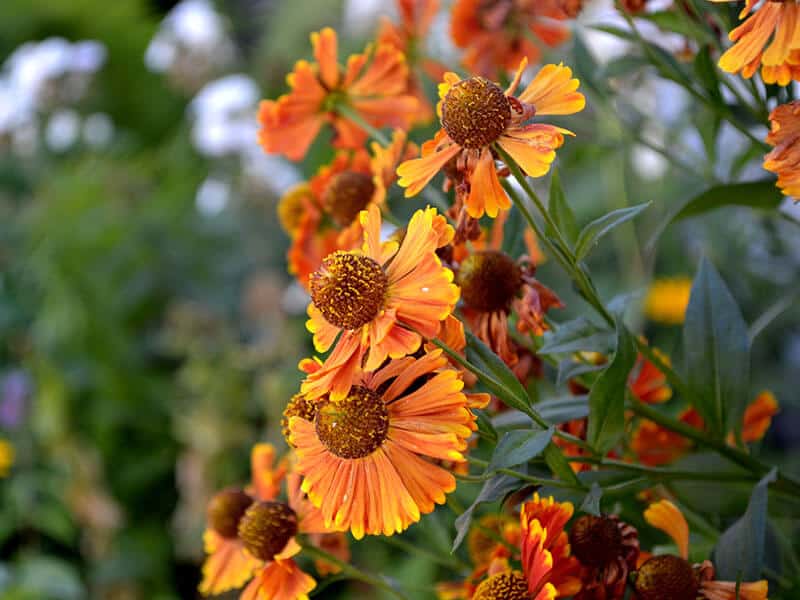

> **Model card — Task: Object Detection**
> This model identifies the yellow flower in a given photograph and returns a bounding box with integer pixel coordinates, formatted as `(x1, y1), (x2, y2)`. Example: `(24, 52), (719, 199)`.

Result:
(643, 277), (692, 325)
(0, 439), (13, 477)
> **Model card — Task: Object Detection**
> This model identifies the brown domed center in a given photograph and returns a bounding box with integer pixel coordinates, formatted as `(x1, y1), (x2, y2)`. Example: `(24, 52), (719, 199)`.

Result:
(635, 555), (698, 600)
(310, 251), (388, 330)
(207, 488), (253, 538)
(315, 386), (390, 459)
(441, 77), (511, 148)
(569, 514), (624, 568)
(323, 171), (376, 226)
(238, 501), (298, 561)
(457, 250), (522, 312)
(473, 570), (530, 600)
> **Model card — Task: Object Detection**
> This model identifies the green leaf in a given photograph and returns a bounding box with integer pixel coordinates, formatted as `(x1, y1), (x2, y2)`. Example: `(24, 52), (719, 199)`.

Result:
(579, 482), (604, 516)
(574, 203), (651, 261)
(488, 427), (554, 472)
(547, 169), (578, 246)
(453, 472), (522, 551)
(683, 258), (750, 439)
(556, 359), (604, 388)
(693, 45), (723, 104)
(538, 317), (614, 355)
(544, 443), (582, 487)
(640, 11), (715, 44)
(601, 55), (650, 79)
(647, 181), (782, 249)
(713, 469), (777, 581)
(466, 332), (532, 417)
(674, 180), (782, 221)
(502, 205), (527, 258)
(474, 409), (498, 443)
(536, 395), (590, 423)
(587, 323), (637, 454)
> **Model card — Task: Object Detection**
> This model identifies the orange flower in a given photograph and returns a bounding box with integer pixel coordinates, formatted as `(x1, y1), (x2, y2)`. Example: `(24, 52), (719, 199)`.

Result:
(378, 0), (446, 122)
(199, 444), (339, 600)
(288, 350), (476, 538)
(569, 514), (640, 600)
(639, 500), (768, 600)
(630, 407), (703, 467)
(397, 59), (584, 219)
(284, 131), (418, 288)
(628, 351), (672, 404)
(713, 0), (800, 85)
(301, 203), (459, 402)
(764, 100), (800, 198)
(643, 277), (692, 325)
(520, 494), (582, 598)
(450, 0), (571, 79)
(631, 391), (778, 466)
(258, 28), (418, 160)
(736, 389), (779, 443)
(457, 246), (563, 367)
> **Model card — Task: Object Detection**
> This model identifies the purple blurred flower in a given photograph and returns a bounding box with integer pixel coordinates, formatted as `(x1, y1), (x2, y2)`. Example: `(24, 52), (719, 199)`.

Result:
(1, 371), (30, 429)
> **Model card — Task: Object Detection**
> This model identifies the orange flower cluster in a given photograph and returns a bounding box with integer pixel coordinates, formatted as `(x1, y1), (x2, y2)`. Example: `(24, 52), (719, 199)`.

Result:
(199, 1), (786, 597)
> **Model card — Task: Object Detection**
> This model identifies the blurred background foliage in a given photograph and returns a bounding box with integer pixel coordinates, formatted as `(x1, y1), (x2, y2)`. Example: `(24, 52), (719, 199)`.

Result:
(0, 0), (798, 598)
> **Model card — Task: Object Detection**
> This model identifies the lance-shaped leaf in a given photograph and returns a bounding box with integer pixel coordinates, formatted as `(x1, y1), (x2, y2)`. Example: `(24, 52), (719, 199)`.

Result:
(488, 427), (554, 473)
(538, 317), (614, 356)
(587, 322), (637, 454)
(579, 483), (604, 517)
(683, 258), (750, 440)
(574, 203), (651, 261)
(466, 332), (532, 417)
(713, 469), (777, 581)
(452, 472), (522, 551)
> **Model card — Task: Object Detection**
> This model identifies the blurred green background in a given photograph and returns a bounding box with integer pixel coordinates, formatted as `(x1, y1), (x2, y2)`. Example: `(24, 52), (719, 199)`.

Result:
(0, 0), (798, 598)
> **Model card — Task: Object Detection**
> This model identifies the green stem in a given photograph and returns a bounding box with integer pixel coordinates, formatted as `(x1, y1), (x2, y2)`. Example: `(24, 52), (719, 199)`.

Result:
(627, 400), (800, 496)
(299, 540), (411, 600)
(568, 456), (756, 483)
(496, 145), (615, 327)
(467, 456), (581, 490)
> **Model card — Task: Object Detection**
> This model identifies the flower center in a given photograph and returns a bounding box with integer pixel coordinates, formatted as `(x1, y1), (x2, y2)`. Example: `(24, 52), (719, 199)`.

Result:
(310, 251), (388, 330)
(315, 386), (390, 459)
(238, 501), (298, 561)
(441, 77), (511, 148)
(473, 570), (530, 600)
(569, 514), (624, 568)
(323, 171), (376, 226)
(634, 555), (698, 600)
(207, 488), (253, 538)
(457, 250), (522, 312)
(277, 183), (314, 235)
(282, 393), (319, 445)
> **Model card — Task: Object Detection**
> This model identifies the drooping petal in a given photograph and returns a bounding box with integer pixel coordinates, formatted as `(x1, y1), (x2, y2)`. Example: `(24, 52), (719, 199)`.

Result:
(199, 530), (261, 596)
(241, 559), (316, 600)
(517, 63), (585, 116)
(644, 500), (689, 559)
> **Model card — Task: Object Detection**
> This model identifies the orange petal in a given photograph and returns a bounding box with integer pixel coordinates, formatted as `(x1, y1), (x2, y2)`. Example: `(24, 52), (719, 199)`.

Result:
(644, 500), (689, 559)
(517, 63), (585, 116)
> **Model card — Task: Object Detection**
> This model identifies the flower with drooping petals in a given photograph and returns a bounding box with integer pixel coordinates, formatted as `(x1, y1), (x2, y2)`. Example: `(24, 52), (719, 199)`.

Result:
(258, 28), (418, 160)
(450, 0), (571, 79)
(301, 203), (458, 401)
(637, 500), (768, 600)
(288, 350), (476, 538)
(764, 100), (800, 198)
(397, 59), (584, 219)
(200, 444), (329, 599)
(569, 514), (639, 600)
(644, 277), (692, 325)
(283, 131), (418, 288)
(456, 242), (562, 367)
(378, 0), (447, 122)
(712, 0), (800, 85)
